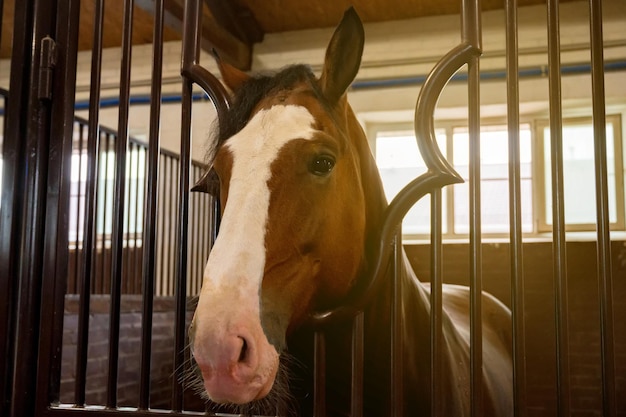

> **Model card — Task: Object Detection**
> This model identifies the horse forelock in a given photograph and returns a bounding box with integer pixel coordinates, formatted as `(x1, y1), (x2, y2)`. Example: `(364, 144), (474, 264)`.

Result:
(205, 65), (333, 166)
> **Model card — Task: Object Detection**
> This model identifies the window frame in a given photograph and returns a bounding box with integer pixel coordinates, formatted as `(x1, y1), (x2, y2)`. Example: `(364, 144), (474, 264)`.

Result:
(367, 114), (625, 240)
(534, 114), (625, 233)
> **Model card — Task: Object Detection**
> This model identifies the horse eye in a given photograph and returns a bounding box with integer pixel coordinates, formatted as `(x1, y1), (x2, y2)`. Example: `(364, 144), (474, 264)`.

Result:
(309, 155), (336, 176)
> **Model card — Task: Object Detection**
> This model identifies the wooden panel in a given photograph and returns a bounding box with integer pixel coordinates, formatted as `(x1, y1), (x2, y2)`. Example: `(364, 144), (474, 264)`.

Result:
(0, 0), (181, 59)
(76, 0), (180, 52)
(230, 0), (580, 33)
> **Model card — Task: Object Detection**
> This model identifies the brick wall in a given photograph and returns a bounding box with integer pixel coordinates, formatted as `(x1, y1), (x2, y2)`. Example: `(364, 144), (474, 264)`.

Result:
(405, 239), (626, 416)
(60, 295), (205, 411)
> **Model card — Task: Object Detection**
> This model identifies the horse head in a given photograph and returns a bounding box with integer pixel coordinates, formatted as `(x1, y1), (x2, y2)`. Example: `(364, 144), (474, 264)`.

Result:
(188, 8), (387, 411)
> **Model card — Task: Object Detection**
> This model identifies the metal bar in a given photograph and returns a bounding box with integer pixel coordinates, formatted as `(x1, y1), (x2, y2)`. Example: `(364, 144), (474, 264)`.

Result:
(5, 0), (56, 415)
(547, 0), (571, 414)
(0, 83), (11, 416)
(430, 189), (443, 417)
(173, 0), (204, 406)
(40, 406), (206, 417)
(461, 0), (485, 414)
(351, 312), (364, 417)
(313, 330), (327, 417)
(35, 0), (81, 410)
(74, 0), (104, 403)
(391, 228), (403, 417)
(107, 0), (135, 406)
(138, 0), (164, 399)
(588, 1), (616, 415)
(504, 0), (527, 414)
(171, 75), (192, 409)
(467, 38), (484, 417)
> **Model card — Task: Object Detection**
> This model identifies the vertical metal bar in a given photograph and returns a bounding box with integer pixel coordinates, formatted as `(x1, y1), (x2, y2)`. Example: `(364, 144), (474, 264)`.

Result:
(351, 312), (364, 417)
(430, 189), (443, 417)
(391, 228), (403, 417)
(504, 0), (527, 414)
(468, 31), (484, 417)
(588, 1), (616, 415)
(74, 0), (104, 384)
(36, 0), (81, 410)
(313, 330), (327, 417)
(172, 81), (192, 409)
(172, 0), (204, 407)
(107, 0), (135, 406)
(0, 81), (12, 415)
(75, 0), (104, 404)
(547, 0), (571, 414)
(4, 0), (56, 415)
(138, 0), (165, 406)
(461, 0), (484, 414)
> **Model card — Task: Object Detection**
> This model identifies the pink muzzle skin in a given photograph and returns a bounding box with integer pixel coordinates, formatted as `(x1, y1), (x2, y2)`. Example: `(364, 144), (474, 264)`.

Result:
(191, 316), (280, 405)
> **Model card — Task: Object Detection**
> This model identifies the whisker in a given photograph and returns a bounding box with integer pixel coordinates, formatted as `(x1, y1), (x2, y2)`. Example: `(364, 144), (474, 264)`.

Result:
(182, 350), (299, 416)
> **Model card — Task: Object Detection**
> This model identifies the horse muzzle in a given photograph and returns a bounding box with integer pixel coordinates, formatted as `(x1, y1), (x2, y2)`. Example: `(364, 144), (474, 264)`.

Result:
(190, 311), (280, 404)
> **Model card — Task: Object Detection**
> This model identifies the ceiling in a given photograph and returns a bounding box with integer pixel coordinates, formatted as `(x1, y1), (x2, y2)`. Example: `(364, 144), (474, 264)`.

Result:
(2, 0), (577, 70)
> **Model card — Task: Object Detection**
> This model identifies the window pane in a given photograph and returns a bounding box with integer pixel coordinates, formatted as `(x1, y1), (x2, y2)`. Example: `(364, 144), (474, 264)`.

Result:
(544, 123), (617, 225)
(375, 130), (447, 235)
(453, 125), (533, 234)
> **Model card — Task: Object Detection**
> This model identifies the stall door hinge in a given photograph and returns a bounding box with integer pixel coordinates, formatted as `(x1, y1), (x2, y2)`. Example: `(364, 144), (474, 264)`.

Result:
(38, 36), (58, 100)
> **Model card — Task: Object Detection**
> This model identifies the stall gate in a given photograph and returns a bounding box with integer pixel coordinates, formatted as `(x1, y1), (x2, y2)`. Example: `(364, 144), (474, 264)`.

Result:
(0, 0), (622, 416)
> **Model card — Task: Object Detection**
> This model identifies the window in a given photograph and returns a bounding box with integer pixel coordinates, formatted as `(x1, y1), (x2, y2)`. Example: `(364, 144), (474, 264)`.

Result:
(452, 125), (533, 235)
(537, 115), (625, 231)
(374, 126), (447, 234)
(69, 146), (146, 247)
(369, 115), (624, 239)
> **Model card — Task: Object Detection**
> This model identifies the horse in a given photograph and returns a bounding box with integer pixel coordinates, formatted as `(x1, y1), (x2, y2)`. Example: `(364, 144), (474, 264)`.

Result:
(188, 8), (513, 416)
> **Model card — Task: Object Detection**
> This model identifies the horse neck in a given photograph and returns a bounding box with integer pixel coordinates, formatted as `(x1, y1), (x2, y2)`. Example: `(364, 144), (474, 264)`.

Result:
(360, 250), (433, 409)
(342, 104), (387, 264)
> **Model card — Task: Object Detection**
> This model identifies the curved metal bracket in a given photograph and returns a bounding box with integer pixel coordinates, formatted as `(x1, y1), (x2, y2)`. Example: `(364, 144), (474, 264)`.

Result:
(181, 0), (231, 123)
(181, 63), (231, 125)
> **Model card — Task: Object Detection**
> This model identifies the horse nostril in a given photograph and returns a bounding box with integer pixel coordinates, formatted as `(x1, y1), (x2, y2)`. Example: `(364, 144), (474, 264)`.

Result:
(238, 336), (249, 363)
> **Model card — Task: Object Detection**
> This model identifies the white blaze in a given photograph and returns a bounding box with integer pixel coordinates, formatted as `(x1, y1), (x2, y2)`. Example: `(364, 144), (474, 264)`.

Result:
(200, 104), (316, 314)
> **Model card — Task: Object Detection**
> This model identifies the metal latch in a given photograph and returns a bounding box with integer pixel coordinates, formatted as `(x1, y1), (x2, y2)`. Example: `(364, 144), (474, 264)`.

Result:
(38, 36), (57, 100)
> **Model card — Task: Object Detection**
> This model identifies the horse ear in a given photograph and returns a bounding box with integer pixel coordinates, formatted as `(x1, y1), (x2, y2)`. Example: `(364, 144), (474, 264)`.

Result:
(191, 168), (220, 196)
(213, 49), (250, 93)
(319, 7), (364, 103)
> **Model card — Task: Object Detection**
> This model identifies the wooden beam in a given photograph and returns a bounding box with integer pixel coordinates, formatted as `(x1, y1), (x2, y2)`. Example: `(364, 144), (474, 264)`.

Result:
(135, 0), (254, 70)
(203, 0), (263, 44)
